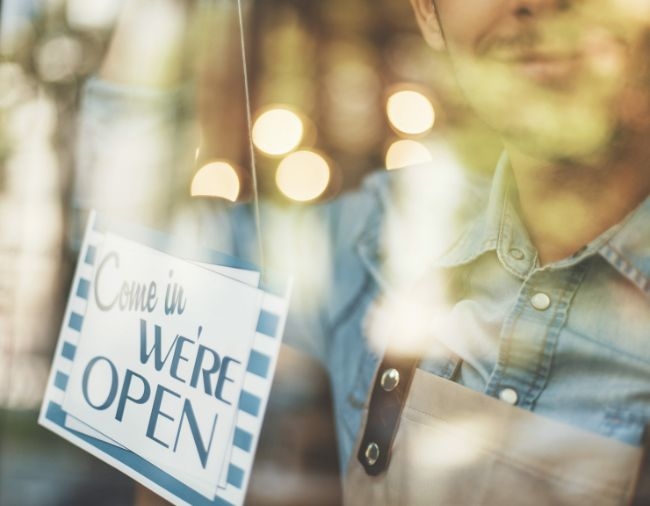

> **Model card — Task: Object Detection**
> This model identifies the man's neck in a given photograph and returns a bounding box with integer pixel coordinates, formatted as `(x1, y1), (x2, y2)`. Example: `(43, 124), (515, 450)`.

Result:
(506, 136), (650, 265)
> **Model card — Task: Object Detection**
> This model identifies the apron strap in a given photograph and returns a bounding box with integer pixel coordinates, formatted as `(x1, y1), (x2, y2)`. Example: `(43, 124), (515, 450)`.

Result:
(356, 352), (419, 476)
(629, 424), (650, 505)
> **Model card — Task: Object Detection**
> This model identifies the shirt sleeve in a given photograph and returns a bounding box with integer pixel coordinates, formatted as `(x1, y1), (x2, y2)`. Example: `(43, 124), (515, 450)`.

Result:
(74, 77), (193, 227)
(182, 181), (384, 366)
(74, 75), (383, 367)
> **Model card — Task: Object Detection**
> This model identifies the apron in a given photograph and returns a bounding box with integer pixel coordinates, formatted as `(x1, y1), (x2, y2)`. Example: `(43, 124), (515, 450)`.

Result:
(344, 356), (650, 506)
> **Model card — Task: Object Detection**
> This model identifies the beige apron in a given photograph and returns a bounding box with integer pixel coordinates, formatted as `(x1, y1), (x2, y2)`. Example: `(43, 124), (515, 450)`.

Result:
(344, 366), (648, 506)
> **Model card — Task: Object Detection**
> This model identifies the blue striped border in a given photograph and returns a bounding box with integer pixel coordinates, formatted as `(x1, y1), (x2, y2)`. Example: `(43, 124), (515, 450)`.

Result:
(68, 312), (84, 332)
(54, 371), (69, 390)
(226, 464), (244, 489)
(61, 342), (76, 361)
(238, 391), (261, 417)
(246, 350), (270, 378)
(233, 428), (253, 453)
(255, 311), (278, 337)
(76, 278), (90, 300)
(84, 245), (97, 265)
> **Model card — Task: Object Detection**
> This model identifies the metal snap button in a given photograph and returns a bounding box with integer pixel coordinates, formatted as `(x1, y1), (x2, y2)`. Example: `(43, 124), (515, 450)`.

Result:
(530, 292), (551, 311)
(498, 387), (519, 405)
(380, 368), (400, 392)
(365, 442), (380, 466)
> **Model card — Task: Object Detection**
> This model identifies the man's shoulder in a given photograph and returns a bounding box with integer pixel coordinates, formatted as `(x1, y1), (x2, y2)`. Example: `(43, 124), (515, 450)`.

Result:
(364, 161), (490, 210)
(330, 162), (492, 251)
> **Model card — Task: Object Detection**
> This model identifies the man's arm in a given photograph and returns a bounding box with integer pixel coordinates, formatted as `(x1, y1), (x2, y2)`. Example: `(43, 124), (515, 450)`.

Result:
(74, 0), (198, 229)
(99, 0), (193, 88)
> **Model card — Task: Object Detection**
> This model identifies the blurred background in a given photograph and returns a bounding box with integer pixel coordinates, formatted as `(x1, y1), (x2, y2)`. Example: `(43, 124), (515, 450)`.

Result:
(0, 0), (501, 504)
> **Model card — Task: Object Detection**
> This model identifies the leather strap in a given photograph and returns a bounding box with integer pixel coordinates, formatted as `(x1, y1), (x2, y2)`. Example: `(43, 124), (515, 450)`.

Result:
(630, 424), (650, 506)
(356, 352), (419, 476)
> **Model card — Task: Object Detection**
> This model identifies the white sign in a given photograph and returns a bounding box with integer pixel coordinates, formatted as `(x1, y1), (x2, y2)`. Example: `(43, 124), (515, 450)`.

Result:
(39, 212), (292, 506)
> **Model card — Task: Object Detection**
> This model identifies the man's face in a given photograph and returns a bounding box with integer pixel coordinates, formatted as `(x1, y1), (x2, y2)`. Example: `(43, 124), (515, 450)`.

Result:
(429, 0), (650, 161)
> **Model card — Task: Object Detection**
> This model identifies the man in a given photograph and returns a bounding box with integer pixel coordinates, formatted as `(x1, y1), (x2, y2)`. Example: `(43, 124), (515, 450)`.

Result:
(81, 0), (649, 504)
(337, 1), (649, 504)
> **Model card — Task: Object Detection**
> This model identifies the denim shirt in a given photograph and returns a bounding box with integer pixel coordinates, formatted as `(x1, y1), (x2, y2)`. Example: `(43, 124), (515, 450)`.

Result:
(283, 154), (650, 472)
(79, 79), (650, 476)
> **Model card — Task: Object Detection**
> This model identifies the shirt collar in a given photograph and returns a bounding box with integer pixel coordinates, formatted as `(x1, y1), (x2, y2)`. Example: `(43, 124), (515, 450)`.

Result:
(598, 196), (650, 296)
(437, 154), (650, 295)
(355, 155), (491, 291)
(357, 152), (650, 297)
(435, 151), (538, 277)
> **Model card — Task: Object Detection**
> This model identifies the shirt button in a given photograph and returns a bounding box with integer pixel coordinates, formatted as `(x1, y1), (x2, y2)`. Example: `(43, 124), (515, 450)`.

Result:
(380, 368), (400, 392)
(365, 442), (380, 466)
(498, 388), (519, 405)
(509, 248), (525, 260)
(530, 292), (551, 311)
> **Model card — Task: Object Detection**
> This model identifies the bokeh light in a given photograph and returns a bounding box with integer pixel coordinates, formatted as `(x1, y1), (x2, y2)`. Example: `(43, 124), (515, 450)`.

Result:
(252, 107), (304, 156)
(191, 161), (240, 202)
(385, 139), (432, 170)
(617, 0), (650, 21)
(386, 89), (435, 135)
(35, 35), (83, 83)
(323, 41), (383, 152)
(276, 150), (330, 202)
(7, 94), (57, 146)
(66, 0), (124, 30)
(0, 63), (31, 109)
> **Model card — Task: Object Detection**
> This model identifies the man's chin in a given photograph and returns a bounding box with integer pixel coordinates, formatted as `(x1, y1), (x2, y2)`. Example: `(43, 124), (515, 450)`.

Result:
(497, 113), (617, 165)
(455, 60), (626, 164)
